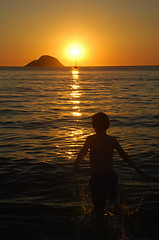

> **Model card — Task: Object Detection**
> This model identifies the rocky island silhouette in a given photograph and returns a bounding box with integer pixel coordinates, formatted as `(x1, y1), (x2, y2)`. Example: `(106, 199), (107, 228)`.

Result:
(25, 55), (64, 67)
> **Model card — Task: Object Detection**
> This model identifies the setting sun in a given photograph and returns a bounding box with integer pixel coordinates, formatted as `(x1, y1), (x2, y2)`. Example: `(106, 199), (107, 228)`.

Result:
(72, 48), (79, 57)
(65, 43), (85, 64)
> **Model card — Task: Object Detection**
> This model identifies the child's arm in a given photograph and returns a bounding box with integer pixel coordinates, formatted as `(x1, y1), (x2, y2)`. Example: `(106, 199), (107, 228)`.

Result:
(114, 138), (150, 179)
(73, 136), (91, 171)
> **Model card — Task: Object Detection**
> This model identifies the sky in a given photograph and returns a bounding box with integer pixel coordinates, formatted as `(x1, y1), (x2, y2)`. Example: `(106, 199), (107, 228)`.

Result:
(0, 0), (159, 66)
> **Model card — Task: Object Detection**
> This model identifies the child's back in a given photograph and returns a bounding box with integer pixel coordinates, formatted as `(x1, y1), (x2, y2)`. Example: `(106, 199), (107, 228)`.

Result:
(88, 132), (115, 175)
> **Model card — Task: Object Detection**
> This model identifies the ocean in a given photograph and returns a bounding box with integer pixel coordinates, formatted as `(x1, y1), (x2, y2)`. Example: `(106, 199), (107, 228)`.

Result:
(0, 66), (159, 240)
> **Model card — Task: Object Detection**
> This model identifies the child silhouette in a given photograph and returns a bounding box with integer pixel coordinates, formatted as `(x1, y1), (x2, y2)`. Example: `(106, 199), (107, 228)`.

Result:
(74, 112), (149, 236)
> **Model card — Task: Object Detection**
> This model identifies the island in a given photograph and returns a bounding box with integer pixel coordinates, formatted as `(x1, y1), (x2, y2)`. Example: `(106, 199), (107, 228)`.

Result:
(25, 55), (64, 67)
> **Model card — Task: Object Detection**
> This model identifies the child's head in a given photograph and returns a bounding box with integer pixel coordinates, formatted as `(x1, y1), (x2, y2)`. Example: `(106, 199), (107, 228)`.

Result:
(92, 112), (110, 132)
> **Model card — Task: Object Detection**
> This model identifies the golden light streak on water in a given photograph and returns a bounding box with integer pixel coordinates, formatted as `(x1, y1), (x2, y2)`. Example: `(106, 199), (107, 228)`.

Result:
(72, 100), (80, 104)
(64, 69), (83, 160)
(72, 112), (82, 117)
(71, 84), (80, 90)
(70, 69), (82, 117)
(72, 70), (79, 79)
(70, 91), (81, 98)
(73, 105), (79, 110)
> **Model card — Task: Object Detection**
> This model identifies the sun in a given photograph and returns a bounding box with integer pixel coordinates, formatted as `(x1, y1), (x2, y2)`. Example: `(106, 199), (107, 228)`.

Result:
(65, 43), (85, 63)
(72, 48), (79, 57)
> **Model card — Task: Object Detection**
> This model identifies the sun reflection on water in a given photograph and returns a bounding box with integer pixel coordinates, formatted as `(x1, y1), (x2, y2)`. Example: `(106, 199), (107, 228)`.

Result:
(71, 84), (79, 90)
(72, 100), (80, 104)
(70, 69), (82, 117)
(72, 70), (79, 79)
(64, 69), (84, 161)
(70, 91), (81, 98)
(72, 112), (81, 117)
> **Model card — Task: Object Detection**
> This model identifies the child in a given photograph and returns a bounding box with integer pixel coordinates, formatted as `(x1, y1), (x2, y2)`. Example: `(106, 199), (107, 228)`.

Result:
(74, 112), (149, 236)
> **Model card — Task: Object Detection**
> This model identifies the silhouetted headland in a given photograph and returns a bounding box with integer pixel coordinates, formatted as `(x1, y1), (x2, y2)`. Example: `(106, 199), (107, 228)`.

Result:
(25, 55), (64, 67)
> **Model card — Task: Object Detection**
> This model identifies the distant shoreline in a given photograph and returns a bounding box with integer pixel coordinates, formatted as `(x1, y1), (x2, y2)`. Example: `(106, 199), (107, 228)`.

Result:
(0, 65), (159, 70)
(0, 65), (159, 68)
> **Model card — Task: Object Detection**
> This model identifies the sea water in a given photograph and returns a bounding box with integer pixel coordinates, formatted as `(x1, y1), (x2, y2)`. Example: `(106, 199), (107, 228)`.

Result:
(0, 66), (159, 239)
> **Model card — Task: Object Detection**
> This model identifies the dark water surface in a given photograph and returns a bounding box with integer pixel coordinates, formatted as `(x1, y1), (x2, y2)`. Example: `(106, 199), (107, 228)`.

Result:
(0, 66), (159, 239)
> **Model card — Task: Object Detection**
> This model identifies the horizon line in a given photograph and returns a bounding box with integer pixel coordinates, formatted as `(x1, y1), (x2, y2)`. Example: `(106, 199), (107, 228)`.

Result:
(0, 65), (159, 67)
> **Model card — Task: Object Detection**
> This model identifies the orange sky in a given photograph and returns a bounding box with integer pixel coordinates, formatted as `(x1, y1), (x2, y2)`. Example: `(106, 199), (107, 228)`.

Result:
(0, 0), (159, 66)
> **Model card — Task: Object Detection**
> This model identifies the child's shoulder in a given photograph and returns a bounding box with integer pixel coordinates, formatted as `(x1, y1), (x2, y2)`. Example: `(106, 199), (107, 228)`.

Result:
(86, 134), (96, 140)
(85, 133), (97, 142)
(87, 133), (117, 141)
(108, 134), (118, 143)
(107, 134), (117, 140)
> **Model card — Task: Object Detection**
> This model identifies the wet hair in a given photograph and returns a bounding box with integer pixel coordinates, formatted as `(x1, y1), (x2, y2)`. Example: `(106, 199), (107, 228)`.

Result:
(92, 112), (110, 132)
